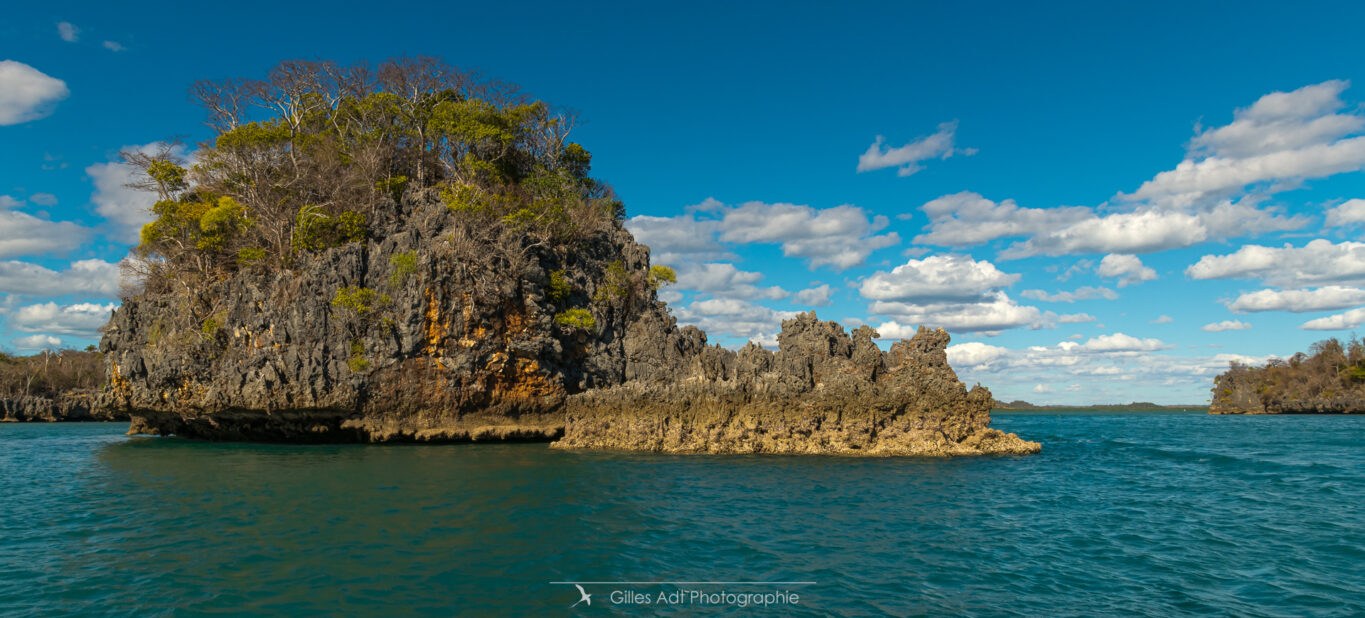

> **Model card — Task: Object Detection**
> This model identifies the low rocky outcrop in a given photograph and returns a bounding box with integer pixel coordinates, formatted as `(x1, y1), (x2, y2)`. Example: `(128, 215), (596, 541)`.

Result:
(1, 391), (127, 423)
(1209, 338), (1365, 414)
(556, 313), (1038, 455)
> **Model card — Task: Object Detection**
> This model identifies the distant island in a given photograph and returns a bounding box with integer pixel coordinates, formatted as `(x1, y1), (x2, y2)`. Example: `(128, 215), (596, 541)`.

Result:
(0, 349), (126, 422)
(90, 57), (1037, 456)
(993, 400), (1208, 412)
(1210, 337), (1365, 414)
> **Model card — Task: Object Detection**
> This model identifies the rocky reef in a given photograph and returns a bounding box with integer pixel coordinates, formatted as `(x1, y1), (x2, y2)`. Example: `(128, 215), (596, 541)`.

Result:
(1210, 337), (1365, 414)
(101, 192), (1034, 454)
(556, 313), (1039, 455)
(1, 391), (126, 423)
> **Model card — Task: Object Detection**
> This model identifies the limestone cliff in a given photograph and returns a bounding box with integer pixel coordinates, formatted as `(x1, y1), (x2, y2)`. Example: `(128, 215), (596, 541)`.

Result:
(555, 313), (1039, 455)
(102, 190), (677, 442)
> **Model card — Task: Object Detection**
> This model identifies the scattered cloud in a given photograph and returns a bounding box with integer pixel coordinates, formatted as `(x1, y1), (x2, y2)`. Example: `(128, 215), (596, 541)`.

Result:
(946, 341), (1010, 367)
(626, 214), (728, 266)
(860, 254), (1019, 303)
(1032, 383), (1053, 393)
(630, 198), (898, 272)
(871, 292), (1043, 333)
(1186, 239), (1365, 287)
(672, 297), (798, 342)
(1325, 198), (1365, 227)
(102, 41), (125, 52)
(672, 262), (788, 300)
(794, 284), (833, 307)
(1096, 254), (1157, 287)
(9, 302), (116, 337)
(718, 201), (899, 270)
(1151, 315), (1173, 324)
(1301, 307), (1365, 331)
(1076, 332), (1174, 353)
(861, 255), (1043, 333)
(1201, 319), (1252, 332)
(1058, 313), (1096, 324)
(1121, 80), (1365, 208)
(87, 142), (184, 243)
(1020, 286), (1118, 303)
(0, 196), (91, 258)
(28, 193), (58, 206)
(0, 60), (69, 126)
(57, 22), (79, 42)
(1000, 210), (1208, 259)
(0, 259), (121, 297)
(910, 192), (1091, 247)
(13, 334), (62, 351)
(857, 120), (974, 177)
(1227, 286), (1365, 313)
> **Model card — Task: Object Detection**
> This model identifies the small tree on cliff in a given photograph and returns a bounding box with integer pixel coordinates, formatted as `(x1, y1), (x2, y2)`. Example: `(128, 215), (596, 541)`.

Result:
(128, 57), (617, 293)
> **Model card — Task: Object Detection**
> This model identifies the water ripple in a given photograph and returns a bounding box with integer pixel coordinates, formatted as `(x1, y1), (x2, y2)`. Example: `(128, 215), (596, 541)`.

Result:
(1, 414), (1363, 615)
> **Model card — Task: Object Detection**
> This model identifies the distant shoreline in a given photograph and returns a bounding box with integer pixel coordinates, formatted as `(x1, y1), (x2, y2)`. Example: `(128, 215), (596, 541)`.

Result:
(993, 401), (1208, 413)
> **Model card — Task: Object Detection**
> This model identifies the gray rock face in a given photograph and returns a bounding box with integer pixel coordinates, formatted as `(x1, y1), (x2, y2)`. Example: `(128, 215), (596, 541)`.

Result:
(1, 391), (127, 422)
(554, 312), (1039, 455)
(103, 191), (677, 442)
(103, 193), (1037, 455)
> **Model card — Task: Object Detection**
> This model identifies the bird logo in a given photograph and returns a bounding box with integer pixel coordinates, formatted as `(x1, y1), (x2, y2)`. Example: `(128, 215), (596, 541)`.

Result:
(570, 584), (592, 608)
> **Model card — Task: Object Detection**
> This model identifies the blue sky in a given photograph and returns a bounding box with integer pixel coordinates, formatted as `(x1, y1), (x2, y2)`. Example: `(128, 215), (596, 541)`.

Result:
(3, 1), (1365, 403)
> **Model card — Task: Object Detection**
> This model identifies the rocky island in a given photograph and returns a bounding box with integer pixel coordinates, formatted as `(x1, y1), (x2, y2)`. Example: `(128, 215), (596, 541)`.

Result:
(98, 58), (1036, 456)
(0, 349), (126, 422)
(1210, 337), (1365, 414)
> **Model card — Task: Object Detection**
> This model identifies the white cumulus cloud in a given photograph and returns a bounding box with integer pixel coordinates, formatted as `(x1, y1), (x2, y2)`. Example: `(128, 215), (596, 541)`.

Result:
(1122, 80), (1365, 208)
(0, 196), (91, 258)
(857, 120), (973, 177)
(1097, 254), (1157, 287)
(13, 334), (62, 351)
(1301, 308), (1365, 331)
(9, 302), (117, 337)
(794, 284), (833, 307)
(1020, 286), (1118, 303)
(860, 254), (1019, 303)
(0, 60), (69, 126)
(1201, 320), (1252, 332)
(1325, 199), (1365, 227)
(672, 262), (788, 301)
(87, 143), (186, 243)
(909, 191), (1092, 247)
(1186, 239), (1365, 287)
(0, 259), (122, 297)
(1227, 286), (1365, 313)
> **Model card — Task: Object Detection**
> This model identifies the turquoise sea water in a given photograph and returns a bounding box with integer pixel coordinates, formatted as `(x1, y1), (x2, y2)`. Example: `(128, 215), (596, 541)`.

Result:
(1, 412), (1363, 616)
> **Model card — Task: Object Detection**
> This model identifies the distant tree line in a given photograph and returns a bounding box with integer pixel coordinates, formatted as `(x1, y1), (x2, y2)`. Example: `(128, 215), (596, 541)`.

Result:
(0, 349), (105, 399)
(1217, 336), (1365, 405)
(126, 57), (622, 294)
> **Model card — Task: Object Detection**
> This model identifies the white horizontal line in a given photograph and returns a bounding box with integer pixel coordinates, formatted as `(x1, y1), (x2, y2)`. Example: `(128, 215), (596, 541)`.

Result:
(549, 581), (816, 585)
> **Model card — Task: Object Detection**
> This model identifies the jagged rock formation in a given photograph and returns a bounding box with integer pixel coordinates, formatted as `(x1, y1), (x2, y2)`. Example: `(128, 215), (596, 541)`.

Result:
(1, 391), (127, 422)
(555, 313), (1039, 455)
(101, 191), (1036, 455)
(1210, 338), (1365, 414)
(103, 190), (678, 442)
(98, 58), (1035, 454)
